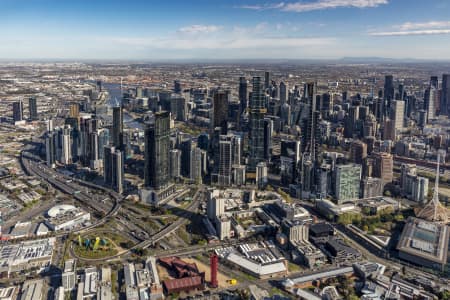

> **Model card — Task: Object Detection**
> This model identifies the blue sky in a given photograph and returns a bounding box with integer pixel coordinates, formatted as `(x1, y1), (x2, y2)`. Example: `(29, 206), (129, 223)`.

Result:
(1, 0), (450, 60)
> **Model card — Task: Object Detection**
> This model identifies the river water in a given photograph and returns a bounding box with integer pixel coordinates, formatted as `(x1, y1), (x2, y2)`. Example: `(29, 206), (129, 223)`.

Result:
(101, 82), (143, 130)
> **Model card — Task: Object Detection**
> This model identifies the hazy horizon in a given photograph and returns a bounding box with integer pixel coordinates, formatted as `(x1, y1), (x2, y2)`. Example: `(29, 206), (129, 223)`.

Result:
(2, 0), (450, 60)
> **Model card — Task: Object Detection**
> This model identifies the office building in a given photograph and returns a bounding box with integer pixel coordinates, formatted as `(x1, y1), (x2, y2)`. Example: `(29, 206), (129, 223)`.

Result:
(169, 149), (181, 179)
(218, 135), (233, 186)
(361, 177), (383, 198)
(69, 103), (79, 118)
(264, 118), (273, 160)
(424, 86), (437, 122)
(104, 146), (124, 194)
(264, 71), (271, 90)
(239, 77), (248, 116)
(144, 111), (170, 190)
(248, 77), (267, 175)
(28, 97), (38, 120)
(411, 177), (429, 204)
(215, 216), (231, 240)
(174, 80), (182, 93)
(256, 162), (268, 189)
(207, 196), (225, 220)
(190, 146), (203, 183)
(335, 164), (361, 203)
(60, 125), (72, 165)
(279, 81), (287, 104)
(45, 131), (57, 167)
(384, 75), (394, 116)
(373, 152), (393, 185)
(212, 89), (229, 134)
(302, 82), (319, 161)
(390, 100), (405, 135)
(441, 74), (450, 116)
(281, 219), (309, 243)
(350, 140), (367, 165)
(112, 105), (124, 150)
(12, 100), (23, 123)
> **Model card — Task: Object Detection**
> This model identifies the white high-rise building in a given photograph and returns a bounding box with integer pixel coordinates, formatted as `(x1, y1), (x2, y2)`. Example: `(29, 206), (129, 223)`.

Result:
(391, 100), (405, 135)
(60, 125), (72, 165)
(207, 196), (225, 220)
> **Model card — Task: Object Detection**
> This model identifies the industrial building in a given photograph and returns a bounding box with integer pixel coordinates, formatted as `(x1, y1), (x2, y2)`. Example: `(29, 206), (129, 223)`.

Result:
(0, 238), (54, 277)
(158, 257), (205, 295)
(216, 241), (287, 279)
(397, 217), (449, 271)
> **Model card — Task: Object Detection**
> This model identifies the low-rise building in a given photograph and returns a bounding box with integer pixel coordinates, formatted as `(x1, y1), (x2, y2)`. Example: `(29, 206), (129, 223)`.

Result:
(21, 279), (44, 300)
(0, 238), (54, 277)
(45, 204), (90, 231)
(0, 286), (17, 300)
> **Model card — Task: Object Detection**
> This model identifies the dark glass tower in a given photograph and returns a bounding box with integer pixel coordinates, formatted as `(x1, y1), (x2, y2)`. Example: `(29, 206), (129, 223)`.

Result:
(248, 77), (266, 174)
(264, 71), (271, 90)
(28, 97), (38, 120)
(442, 74), (450, 116)
(212, 89), (229, 134)
(112, 105), (124, 150)
(383, 75), (394, 117)
(12, 100), (23, 122)
(239, 77), (248, 115)
(144, 111), (170, 189)
(301, 82), (318, 160)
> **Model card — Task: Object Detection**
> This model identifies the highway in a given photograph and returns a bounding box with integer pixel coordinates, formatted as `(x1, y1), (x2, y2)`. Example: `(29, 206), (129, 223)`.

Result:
(69, 186), (204, 262)
(20, 144), (122, 236)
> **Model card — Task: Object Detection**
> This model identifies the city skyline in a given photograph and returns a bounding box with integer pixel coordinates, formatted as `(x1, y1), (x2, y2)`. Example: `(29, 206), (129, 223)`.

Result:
(1, 0), (450, 60)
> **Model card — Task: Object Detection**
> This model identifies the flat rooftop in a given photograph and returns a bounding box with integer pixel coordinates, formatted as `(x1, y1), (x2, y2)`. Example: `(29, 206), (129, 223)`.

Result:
(397, 217), (449, 264)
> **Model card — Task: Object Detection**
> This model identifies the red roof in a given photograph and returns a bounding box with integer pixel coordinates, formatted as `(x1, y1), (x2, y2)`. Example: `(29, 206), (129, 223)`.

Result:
(163, 275), (204, 293)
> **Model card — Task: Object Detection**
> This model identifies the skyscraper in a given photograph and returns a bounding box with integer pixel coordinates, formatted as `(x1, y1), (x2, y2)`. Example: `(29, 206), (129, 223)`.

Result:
(383, 75), (394, 118)
(218, 135), (232, 186)
(430, 76), (439, 89)
(174, 80), (182, 93)
(169, 149), (181, 179)
(144, 111), (170, 189)
(45, 131), (57, 167)
(212, 89), (229, 134)
(239, 77), (248, 116)
(12, 100), (23, 122)
(264, 71), (271, 90)
(350, 140), (367, 165)
(279, 81), (287, 104)
(190, 146), (203, 183)
(112, 105), (124, 150)
(335, 164), (361, 203)
(69, 103), (79, 118)
(248, 77), (266, 174)
(60, 125), (72, 165)
(28, 97), (38, 120)
(424, 86), (437, 122)
(302, 82), (318, 161)
(103, 145), (124, 194)
(441, 74), (450, 116)
(390, 100), (405, 135)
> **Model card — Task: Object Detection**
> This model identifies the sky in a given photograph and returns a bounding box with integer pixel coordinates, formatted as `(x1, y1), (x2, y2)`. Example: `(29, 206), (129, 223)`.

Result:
(1, 0), (450, 60)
